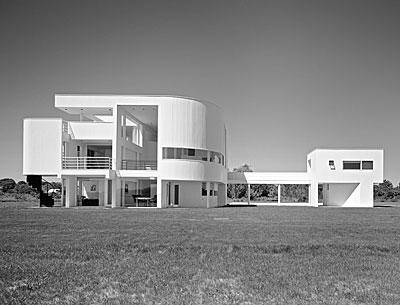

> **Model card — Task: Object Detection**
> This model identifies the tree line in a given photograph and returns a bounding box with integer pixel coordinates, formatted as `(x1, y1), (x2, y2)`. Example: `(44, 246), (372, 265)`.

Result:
(0, 178), (62, 202)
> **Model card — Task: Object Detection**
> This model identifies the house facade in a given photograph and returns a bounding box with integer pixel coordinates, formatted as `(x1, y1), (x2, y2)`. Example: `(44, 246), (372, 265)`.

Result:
(23, 95), (227, 208)
(23, 95), (383, 208)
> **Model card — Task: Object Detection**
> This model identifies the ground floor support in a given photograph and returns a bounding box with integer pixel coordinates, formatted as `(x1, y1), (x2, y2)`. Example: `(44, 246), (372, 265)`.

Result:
(160, 180), (226, 208)
(62, 176), (226, 208)
(318, 182), (373, 207)
(228, 183), (317, 207)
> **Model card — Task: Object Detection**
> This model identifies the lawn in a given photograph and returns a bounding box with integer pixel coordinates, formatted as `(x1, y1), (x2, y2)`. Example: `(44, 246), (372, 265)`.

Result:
(1, 205), (400, 304)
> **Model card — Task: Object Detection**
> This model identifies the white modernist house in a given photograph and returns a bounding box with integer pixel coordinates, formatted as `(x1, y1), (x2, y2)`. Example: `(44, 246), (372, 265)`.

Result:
(23, 94), (383, 208)
(228, 149), (384, 208)
(23, 95), (227, 208)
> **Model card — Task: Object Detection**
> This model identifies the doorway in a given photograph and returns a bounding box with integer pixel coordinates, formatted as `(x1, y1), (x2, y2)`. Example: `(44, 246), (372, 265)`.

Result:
(174, 184), (179, 206)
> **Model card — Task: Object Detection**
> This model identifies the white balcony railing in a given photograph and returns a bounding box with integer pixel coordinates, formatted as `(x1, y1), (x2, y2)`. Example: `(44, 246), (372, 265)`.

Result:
(62, 157), (113, 169)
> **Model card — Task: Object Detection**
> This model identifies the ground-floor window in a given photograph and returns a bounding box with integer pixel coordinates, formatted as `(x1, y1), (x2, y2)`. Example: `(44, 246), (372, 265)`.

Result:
(280, 184), (309, 203)
(250, 184), (278, 203)
(227, 184), (248, 202)
(123, 179), (157, 207)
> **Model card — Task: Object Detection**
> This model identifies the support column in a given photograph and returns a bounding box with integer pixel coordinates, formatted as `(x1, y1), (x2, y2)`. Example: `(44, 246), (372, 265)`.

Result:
(121, 179), (125, 207)
(157, 178), (162, 208)
(310, 182), (319, 207)
(61, 178), (65, 207)
(104, 179), (109, 206)
(111, 178), (121, 208)
(247, 184), (251, 205)
(206, 182), (211, 208)
(278, 184), (281, 204)
(78, 179), (83, 206)
(65, 176), (77, 208)
(98, 180), (104, 206)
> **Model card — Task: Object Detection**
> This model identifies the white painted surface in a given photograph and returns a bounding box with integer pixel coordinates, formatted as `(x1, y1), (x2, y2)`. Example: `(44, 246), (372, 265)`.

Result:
(68, 122), (113, 140)
(23, 119), (62, 176)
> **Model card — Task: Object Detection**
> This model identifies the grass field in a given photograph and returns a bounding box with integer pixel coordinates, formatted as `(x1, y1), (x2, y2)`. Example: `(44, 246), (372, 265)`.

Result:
(1, 205), (400, 304)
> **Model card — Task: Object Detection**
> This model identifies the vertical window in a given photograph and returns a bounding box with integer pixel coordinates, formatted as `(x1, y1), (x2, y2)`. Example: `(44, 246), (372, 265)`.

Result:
(201, 183), (207, 196)
(213, 183), (218, 196)
(329, 160), (335, 170)
(209, 183), (213, 196)
(343, 161), (361, 170)
(362, 161), (373, 170)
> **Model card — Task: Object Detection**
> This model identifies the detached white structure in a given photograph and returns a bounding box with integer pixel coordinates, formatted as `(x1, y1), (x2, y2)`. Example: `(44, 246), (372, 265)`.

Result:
(228, 149), (383, 207)
(23, 94), (383, 208)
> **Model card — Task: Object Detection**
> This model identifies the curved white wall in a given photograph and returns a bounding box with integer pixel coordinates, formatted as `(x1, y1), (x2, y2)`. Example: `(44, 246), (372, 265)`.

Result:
(157, 97), (227, 184)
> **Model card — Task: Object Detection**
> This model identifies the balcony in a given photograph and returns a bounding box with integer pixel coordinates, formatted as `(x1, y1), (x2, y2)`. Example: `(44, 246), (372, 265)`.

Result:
(121, 160), (157, 170)
(63, 157), (113, 169)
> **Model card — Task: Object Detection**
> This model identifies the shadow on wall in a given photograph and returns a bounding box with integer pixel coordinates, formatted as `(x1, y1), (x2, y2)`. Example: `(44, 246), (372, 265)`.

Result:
(324, 183), (360, 207)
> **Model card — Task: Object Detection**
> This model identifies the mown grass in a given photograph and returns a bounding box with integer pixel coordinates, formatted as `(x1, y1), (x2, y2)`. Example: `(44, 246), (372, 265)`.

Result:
(1, 205), (400, 304)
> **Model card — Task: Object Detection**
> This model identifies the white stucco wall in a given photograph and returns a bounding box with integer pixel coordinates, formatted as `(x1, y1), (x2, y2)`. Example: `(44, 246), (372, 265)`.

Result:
(68, 122), (113, 140)
(23, 118), (62, 176)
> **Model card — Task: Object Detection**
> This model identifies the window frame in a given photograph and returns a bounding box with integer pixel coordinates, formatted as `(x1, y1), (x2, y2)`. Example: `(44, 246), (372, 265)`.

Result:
(343, 160), (361, 170)
(362, 160), (374, 170)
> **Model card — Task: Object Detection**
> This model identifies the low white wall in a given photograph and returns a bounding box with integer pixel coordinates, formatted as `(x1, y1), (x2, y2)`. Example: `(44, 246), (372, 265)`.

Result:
(178, 181), (207, 208)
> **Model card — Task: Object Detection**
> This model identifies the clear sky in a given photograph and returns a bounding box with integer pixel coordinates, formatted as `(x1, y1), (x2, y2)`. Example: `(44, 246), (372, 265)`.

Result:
(0, 0), (399, 183)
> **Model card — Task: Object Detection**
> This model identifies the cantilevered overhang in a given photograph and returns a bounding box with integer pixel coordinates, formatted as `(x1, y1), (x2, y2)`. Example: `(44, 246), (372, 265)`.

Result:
(228, 172), (311, 185)
(117, 170), (158, 179)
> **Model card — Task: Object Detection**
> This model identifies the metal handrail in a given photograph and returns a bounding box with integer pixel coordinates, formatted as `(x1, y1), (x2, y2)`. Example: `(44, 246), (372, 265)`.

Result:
(121, 160), (157, 170)
(63, 157), (113, 169)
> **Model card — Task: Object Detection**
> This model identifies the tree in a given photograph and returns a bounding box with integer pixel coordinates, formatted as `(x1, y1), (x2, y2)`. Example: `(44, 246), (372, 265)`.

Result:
(227, 164), (253, 200)
(0, 178), (16, 192)
(374, 179), (400, 201)
(15, 181), (37, 195)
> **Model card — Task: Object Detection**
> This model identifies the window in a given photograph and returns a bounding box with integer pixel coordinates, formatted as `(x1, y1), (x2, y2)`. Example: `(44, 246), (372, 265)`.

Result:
(209, 184), (213, 196)
(201, 182), (207, 196)
(213, 183), (218, 196)
(162, 147), (224, 164)
(343, 161), (361, 170)
(362, 161), (373, 170)
(162, 147), (175, 159)
(329, 160), (335, 170)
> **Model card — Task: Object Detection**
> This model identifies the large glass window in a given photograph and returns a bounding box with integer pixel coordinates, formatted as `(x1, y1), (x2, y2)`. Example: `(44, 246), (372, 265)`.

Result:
(281, 184), (309, 203)
(250, 184), (278, 203)
(343, 161), (361, 170)
(162, 147), (223, 164)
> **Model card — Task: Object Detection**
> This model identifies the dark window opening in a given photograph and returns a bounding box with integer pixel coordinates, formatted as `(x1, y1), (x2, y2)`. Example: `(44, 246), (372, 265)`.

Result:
(343, 161), (361, 170)
(362, 161), (373, 170)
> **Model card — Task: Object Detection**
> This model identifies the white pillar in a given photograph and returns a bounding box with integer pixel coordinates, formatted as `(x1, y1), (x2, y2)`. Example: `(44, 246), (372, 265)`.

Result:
(98, 180), (104, 206)
(310, 182), (319, 207)
(78, 179), (83, 206)
(121, 179), (125, 207)
(111, 178), (121, 208)
(278, 184), (281, 204)
(157, 178), (162, 208)
(65, 176), (77, 208)
(104, 179), (109, 206)
(247, 184), (251, 205)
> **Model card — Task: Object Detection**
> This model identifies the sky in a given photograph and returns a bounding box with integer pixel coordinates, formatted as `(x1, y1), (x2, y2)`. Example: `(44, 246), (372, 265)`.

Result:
(0, 0), (399, 183)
